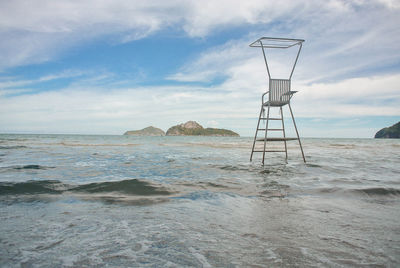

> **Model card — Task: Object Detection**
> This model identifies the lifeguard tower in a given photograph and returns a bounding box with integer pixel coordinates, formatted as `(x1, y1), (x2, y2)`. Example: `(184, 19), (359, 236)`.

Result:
(249, 37), (306, 164)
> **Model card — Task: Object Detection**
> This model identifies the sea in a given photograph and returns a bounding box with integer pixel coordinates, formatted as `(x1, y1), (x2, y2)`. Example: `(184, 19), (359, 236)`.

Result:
(0, 134), (399, 267)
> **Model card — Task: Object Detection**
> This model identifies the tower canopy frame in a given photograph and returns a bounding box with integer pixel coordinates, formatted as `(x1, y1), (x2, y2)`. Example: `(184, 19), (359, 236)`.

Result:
(249, 37), (305, 80)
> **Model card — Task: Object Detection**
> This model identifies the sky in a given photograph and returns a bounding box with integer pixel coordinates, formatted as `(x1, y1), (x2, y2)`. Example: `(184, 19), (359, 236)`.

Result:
(0, 0), (399, 138)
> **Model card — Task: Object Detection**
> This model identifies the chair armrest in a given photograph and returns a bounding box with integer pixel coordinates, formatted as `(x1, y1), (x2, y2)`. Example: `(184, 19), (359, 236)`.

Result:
(262, 91), (269, 103)
(282, 90), (298, 96)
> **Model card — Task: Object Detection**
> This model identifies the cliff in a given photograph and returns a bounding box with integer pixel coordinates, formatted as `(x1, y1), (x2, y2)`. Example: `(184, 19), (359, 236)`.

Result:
(124, 126), (165, 136)
(166, 121), (239, 137)
(374, 122), (400, 138)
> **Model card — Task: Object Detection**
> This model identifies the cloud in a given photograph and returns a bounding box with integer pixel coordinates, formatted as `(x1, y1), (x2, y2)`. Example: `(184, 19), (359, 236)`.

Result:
(1, 0), (399, 70)
(293, 74), (400, 117)
(377, 0), (400, 8)
(1, 71), (399, 135)
(166, 39), (256, 83)
(0, 0), (183, 69)
(168, 1), (400, 84)
(0, 69), (88, 94)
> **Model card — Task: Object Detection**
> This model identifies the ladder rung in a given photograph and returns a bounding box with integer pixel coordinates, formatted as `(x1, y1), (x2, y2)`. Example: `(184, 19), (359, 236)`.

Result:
(257, 137), (298, 141)
(253, 150), (287, 153)
(260, 118), (282, 120)
(257, 128), (284, 131)
(257, 129), (283, 131)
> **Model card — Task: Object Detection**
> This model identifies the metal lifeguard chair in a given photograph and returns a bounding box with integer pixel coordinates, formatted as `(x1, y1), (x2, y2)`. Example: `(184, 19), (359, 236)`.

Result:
(249, 37), (306, 164)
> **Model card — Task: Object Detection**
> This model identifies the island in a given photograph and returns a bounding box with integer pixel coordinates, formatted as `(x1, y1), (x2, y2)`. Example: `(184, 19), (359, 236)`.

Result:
(124, 126), (165, 136)
(374, 121), (400, 138)
(166, 121), (239, 136)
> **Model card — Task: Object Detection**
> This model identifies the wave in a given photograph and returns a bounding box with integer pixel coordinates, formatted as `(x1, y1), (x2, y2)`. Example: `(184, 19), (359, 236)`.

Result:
(0, 180), (64, 195)
(0, 138), (28, 142)
(218, 165), (253, 171)
(352, 187), (400, 196)
(315, 187), (400, 197)
(0, 165), (54, 172)
(328, 144), (356, 149)
(0, 145), (27, 150)
(183, 142), (249, 149)
(159, 142), (249, 149)
(13, 164), (53, 170)
(7, 142), (140, 147)
(72, 179), (171, 195)
(0, 179), (172, 196)
(58, 142), (139, 147)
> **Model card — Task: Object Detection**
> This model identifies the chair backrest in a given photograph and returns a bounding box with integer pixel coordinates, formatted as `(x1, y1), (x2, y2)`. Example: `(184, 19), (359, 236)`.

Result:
(269, 79), (291, 105)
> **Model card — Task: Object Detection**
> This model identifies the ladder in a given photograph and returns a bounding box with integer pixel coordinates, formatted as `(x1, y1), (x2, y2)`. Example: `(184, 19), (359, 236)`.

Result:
(250, 103), (306, 164)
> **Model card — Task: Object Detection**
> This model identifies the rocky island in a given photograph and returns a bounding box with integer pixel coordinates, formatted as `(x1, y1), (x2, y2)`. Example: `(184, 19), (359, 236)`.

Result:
(374, 121), (400, 138)
(124, 126), (165, 136)
(166, 121), (239, 137)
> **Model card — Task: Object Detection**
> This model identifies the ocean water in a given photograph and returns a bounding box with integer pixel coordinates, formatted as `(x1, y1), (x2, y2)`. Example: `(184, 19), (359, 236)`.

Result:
(0, 134), (399, 267)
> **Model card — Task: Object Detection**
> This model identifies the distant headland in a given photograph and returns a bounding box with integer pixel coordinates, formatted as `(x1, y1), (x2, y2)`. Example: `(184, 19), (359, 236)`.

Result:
(124, 121), (239, 137)
(124, 126), (165, 136)
(166, 121), (239, 136)
(374, 121), (400, 139)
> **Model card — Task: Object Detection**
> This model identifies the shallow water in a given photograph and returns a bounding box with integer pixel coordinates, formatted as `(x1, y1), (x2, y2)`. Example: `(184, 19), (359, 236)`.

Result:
(0, 134), (399, 267)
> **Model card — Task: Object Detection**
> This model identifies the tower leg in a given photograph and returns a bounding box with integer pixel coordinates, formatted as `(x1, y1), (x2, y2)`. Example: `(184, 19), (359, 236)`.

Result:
(280, 106), (288, 162)
(288, 103), (306, 163)
(262, 105), (271, 165)
(250, 105), (264, 161)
